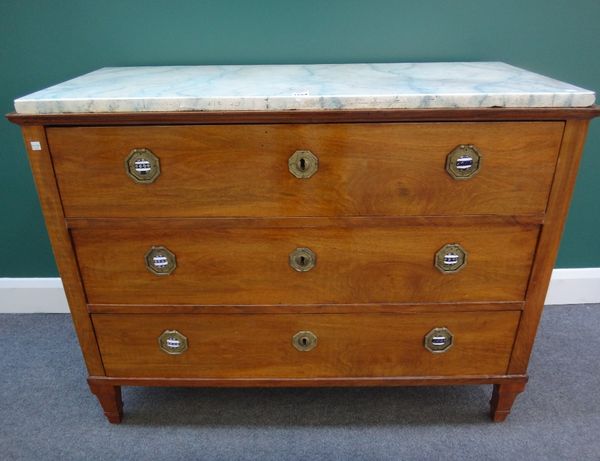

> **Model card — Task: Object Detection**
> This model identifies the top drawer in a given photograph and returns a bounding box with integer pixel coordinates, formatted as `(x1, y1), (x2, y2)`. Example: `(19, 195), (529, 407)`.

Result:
(47, 122), (563, 218)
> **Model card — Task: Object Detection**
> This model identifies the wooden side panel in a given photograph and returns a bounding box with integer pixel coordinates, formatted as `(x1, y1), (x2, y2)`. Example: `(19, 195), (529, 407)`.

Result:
(19, 126), (104, 375)
(92, 311), (520, 378)
(72, 223), (539, 305)
(47, 122), (563, 218)
(508, 120), (590, 373)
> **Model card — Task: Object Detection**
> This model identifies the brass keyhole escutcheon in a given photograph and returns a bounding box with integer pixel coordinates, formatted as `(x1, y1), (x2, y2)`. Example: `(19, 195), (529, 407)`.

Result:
(446, 144), (482, 180)
(289, 247), (317, 272)
(292, 331), (318, 351)
(125, 148), (161, 183)
(288, 150), (318, 179)
(424, 327), (454, 353)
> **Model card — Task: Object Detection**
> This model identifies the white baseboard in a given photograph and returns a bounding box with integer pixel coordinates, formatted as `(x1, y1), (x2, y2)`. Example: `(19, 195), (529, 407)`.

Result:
(1, 269), (599, 313)
(543, 268), (600, 305)
(0, 278), (69, 313)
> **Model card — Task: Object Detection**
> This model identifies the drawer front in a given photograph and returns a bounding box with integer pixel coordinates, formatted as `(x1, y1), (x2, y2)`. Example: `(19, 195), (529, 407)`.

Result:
(73, 223), (539, 305)
(92, 311), (520, 378)
(48, 122), (563, 218)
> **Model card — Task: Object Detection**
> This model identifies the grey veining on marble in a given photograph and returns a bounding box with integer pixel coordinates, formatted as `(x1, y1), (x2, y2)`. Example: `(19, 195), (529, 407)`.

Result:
(14, 62), (596, 114)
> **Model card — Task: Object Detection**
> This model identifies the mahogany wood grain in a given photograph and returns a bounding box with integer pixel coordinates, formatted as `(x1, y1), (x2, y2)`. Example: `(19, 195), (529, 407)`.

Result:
(508, 120), (591, 373)
(72, 223), (539, 305)
(7, 106), (600, 126)
(87, 301), (523, 315)
(19, 126), (104, 375)
(88, 380), (123, 424)
(91, 311), (520, 378)
(490, 381), (527, 422)
(47, 122), (563, 218)
(88, 374), (528, 388)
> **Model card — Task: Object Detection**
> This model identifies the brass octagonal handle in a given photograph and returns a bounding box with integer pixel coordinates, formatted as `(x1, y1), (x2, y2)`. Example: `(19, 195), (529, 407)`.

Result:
(125, 148), (161, 183)
(424, 327), (454, 353)
(288, 150), (318, 179)
(145, 245), (177, 276)
(289, 247), (316, 272)
(446, 144), (481, 180)
(434, 243), (467, 274)
(158, 329), (188, 355)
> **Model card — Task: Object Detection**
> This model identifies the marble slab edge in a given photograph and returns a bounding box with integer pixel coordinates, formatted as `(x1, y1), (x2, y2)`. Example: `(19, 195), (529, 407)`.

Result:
(12, 62), (597, 114)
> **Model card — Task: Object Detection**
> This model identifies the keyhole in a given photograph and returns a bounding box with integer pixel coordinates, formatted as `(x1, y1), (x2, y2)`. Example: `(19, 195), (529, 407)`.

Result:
(290, 248), (315, 272)
(293, 331), (316, 351)
(299, 157), (306, 171)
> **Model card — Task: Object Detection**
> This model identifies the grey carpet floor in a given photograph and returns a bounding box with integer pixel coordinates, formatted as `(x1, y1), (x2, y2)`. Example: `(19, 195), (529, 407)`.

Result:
(1, 305), (599, 460)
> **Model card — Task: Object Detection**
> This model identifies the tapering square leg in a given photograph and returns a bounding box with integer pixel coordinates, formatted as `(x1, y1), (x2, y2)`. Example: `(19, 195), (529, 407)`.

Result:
(490, 381), (527, 422)
(88, 380), (123, 424)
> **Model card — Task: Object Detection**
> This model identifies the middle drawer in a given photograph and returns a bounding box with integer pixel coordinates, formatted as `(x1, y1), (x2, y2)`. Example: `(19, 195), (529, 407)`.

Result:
(73, 222), (539, 305)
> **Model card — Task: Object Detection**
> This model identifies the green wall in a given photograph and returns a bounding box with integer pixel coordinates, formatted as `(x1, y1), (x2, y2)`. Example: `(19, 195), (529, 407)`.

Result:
(1, 0), (599, 276)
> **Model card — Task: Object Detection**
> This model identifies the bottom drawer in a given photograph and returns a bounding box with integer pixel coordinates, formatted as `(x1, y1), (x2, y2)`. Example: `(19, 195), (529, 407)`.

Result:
(92, 311), (520, 378)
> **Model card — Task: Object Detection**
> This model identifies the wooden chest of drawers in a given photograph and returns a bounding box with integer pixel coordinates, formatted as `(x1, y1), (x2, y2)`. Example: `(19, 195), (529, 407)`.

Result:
(9, 63), (598, 424)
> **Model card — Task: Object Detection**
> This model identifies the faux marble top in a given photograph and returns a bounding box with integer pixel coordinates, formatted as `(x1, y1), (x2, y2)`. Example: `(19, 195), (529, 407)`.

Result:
(14, 62), (595, 114)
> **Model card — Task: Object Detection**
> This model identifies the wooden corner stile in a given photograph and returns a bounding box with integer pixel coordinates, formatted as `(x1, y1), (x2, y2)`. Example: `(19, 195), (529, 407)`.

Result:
(20, 125), (105, 376)
(508, 119), (591, 374)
